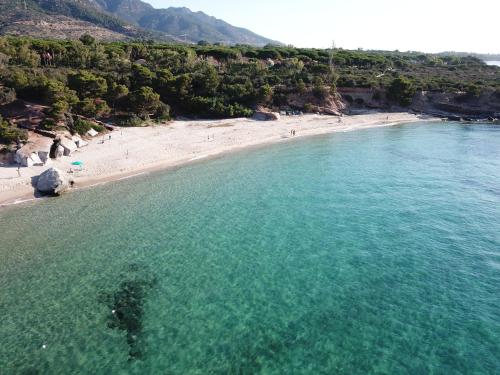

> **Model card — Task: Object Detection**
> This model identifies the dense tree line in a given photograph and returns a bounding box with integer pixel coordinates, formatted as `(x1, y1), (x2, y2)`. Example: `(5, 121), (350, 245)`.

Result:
(0, 35), (340, 125)
(0, 35), (498, 144)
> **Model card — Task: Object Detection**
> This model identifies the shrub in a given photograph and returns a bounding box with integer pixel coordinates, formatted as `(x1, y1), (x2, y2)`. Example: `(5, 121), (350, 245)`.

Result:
(79, 34), (96, 46)
(129, 87), (163, 116)
(387, 77), (416, 106)
(72, 118), (94, 135)
(465, 84), (481, 99)
(304, 103), (314, 112)
(154, 102), (171, 121)
(0, 115), (27, 144)
(91, 123), (105, 132)
(39, 118), (56, 131)
(0, 86), (16, 105)
(116, 114), (144, 127)
(68, 71), (108, 99)
(313, 85), (329, 100)
(76, 98), (111, 118)
(50, 100), (70, 118)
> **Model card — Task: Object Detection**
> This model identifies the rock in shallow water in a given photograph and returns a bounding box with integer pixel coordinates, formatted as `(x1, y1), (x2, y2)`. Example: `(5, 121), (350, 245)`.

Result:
(36, 168), (69, 195)
(99, 264), (157, 361)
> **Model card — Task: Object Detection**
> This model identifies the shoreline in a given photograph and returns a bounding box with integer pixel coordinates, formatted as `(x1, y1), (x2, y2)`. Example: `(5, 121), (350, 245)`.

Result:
(0, 112), (438, 208)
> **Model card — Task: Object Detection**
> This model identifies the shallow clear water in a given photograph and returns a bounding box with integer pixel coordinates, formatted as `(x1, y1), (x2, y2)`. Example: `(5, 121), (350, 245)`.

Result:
(1, 122), (500, 374)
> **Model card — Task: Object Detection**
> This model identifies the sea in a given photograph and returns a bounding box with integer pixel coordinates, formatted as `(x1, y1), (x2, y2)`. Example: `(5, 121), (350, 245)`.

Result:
(1, 122), (499, 374)
(485, 60), (500, 67)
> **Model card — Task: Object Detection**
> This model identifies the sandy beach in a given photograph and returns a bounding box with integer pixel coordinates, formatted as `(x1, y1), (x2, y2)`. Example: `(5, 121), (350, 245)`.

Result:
(0, 112), (436, 206)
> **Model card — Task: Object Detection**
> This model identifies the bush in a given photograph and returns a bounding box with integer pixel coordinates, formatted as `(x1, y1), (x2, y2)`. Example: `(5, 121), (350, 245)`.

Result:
(387, 77), (416, 106)
(304, 103), (314, 113)
(313, 85), (330, 100)
(465, 84), (481, 99)
(72, 118), (94, 135)
(0, 86), (16, 105)
(91, 123), (105, 132)
(76, 98), (111, 118)
(0, 115), (27, 144)
(39, 118), (56, 131)
(79, 34), (96, 46)
(154, 102), (171, 121)
(68, 71), (108, 99)
(50, 100), (70, 118)
(129, 87), (163, 116)
(116, 114), (144, 127)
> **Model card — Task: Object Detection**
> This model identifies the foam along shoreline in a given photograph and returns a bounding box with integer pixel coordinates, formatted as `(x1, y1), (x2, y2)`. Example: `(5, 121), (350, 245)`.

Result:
(0, 112), (437, 207)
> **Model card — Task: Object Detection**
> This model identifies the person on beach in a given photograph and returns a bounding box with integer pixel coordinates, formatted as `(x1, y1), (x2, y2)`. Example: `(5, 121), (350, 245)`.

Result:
(17, 166), (21, 177)
(109, 135), (112, 141)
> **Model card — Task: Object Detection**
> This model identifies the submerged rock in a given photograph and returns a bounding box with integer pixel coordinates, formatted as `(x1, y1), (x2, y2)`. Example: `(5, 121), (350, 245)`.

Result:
(100, 264), (157, 360)
(36, 168), (68, 195)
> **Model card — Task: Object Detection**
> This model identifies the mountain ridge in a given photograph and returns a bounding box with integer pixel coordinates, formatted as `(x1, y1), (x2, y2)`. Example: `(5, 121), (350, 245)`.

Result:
(0, 0), (279, 46)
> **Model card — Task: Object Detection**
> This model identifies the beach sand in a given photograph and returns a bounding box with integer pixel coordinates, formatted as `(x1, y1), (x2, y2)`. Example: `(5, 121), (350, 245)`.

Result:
(0, 112), (436, 206)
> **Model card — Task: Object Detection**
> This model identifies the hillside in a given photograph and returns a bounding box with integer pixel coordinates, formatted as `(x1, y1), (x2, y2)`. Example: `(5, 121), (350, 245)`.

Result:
(0, 0), (153, 40)
(0, 36), (498, 147)
(0, 0), (279, 46)
(90, 0), (279, 46)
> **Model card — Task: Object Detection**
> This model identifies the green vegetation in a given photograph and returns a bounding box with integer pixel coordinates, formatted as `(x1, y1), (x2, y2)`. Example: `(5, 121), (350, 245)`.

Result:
(387, 77), (416, 106)
(0, 36), (498, 135)
(0, 114), (27, 144)
(0, 36), (342, 125)
(72, 118), (94, 136)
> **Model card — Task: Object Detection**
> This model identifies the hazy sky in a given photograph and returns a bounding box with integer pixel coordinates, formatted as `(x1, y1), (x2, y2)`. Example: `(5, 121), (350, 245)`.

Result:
(144, 0), (499, 53)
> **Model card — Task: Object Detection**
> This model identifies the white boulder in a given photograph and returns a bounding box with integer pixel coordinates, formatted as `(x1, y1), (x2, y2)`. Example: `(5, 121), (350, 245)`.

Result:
(36, 168), (68, 195)
(55, 145), (64, 158)
(15, 149), (33, 167)
(30, 152), (44, 166)
(71, 135), (88, 148)
(60, 138), (78, 156)
(253, 111), (281, 121)
(76, 139), (88, 148)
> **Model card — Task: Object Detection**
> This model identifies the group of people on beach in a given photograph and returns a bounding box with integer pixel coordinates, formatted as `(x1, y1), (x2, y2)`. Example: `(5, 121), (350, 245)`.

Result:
(290, 130), (297, 136)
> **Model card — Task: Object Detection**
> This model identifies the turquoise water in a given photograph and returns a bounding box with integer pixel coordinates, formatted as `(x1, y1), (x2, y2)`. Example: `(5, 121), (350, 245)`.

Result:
(1, 122), (500, 374)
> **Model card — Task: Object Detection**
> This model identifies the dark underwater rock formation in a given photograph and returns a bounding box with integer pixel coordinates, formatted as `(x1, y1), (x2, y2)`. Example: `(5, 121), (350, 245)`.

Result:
(99, 264), (157, 360)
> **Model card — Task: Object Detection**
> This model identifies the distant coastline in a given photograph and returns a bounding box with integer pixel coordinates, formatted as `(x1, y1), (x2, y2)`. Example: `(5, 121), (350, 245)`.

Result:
(0, 112), (437, 208)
